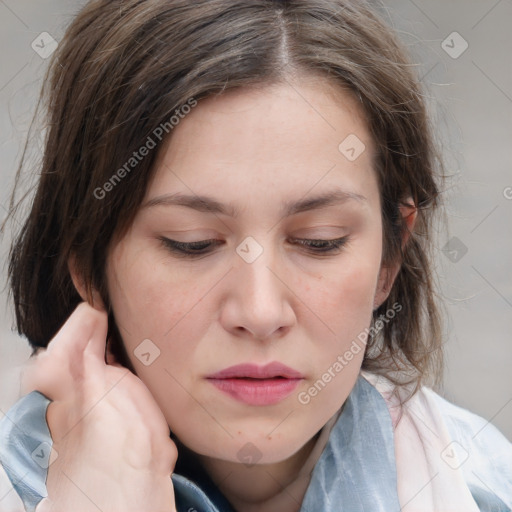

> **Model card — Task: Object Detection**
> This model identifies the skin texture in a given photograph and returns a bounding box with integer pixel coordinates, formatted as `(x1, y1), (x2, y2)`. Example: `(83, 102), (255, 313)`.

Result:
(69, 79), (416, 511)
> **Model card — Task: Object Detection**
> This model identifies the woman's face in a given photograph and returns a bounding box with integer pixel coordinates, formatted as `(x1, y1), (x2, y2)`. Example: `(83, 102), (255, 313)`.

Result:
(104, 79), (392, 464)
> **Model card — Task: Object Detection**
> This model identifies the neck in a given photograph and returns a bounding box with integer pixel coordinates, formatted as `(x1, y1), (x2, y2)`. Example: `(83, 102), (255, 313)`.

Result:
(197, 431), (321, 512)
(173, 406), (345, 512)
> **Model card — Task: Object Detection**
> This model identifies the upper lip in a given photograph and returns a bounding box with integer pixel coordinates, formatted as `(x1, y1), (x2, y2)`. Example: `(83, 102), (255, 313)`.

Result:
(207, 362), (303, 379)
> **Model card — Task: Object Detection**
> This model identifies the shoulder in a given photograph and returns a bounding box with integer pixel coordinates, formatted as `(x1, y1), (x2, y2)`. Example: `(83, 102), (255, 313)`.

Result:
(362, 371), (512, 511)
(412, 384), (512, 477)
(424, 386), (511, 450)
(423, 387), (512, 509)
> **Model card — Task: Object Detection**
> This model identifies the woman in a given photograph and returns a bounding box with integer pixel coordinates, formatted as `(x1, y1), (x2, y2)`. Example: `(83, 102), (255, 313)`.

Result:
(0, 0), (510, 511)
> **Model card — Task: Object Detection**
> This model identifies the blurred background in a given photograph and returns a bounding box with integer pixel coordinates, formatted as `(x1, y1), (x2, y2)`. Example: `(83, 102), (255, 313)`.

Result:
(0, 0), (511, 445)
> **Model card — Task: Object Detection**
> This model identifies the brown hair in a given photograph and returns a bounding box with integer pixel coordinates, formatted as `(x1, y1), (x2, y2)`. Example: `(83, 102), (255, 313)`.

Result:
(4, 0), (444, 392)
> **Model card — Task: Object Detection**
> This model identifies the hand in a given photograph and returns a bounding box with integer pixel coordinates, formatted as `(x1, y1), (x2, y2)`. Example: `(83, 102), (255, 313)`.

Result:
(22, 302), (178, 512)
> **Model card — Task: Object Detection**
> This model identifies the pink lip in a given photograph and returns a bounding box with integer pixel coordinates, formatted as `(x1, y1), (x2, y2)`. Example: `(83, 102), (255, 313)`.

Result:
(206, 362), (304, 406)
(207, 362), (303, 379)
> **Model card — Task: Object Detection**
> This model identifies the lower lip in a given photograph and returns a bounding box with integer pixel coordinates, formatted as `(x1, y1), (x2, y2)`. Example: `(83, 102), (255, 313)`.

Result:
(207, 378), (302, 405)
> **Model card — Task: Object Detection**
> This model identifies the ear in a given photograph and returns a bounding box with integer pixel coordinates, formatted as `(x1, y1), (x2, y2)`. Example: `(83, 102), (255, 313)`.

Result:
(373, 198), (417, 310)
(68, 253), (106, 311)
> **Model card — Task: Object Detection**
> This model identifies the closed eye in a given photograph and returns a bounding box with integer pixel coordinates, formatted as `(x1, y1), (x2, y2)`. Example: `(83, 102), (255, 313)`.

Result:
(159, 236), (350, 258)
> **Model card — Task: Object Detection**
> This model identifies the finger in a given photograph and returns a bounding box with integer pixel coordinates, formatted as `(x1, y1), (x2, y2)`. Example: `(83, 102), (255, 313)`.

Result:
(81, 304), (109, 362)
(46, 302), (107, 360)
(22, 302), (108, 397)
(118, 373), (172, 439)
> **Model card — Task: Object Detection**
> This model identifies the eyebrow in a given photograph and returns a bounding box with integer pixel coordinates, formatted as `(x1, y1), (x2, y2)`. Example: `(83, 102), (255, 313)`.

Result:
(141, 189), (367, 218)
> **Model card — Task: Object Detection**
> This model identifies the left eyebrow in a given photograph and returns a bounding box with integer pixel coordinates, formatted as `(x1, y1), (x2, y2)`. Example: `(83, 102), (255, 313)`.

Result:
(141, 189), (367, 218)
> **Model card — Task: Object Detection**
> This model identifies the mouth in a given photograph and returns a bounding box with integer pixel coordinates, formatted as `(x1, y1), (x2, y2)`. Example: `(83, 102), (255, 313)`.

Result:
(206, 362), (304, 380)
(206, 362), (304, 405)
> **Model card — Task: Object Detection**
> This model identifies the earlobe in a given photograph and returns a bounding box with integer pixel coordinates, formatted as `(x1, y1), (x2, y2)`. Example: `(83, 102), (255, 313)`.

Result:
(373, 266), (398, 310)
(68, 253), (106, 311)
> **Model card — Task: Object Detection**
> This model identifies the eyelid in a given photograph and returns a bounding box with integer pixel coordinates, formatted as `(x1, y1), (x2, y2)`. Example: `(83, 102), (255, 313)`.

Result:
(159, 235), (350, 258)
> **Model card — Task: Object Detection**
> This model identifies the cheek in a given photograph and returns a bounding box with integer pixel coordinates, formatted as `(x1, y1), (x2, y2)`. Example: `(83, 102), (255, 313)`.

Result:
(107, 242), (208, 343)
(305, 256), (381, 322)
(296, 264), (379, 412)
(106, 246), (220, 400)
(106, 251), (208, 420)
(298, 250), (382, 389)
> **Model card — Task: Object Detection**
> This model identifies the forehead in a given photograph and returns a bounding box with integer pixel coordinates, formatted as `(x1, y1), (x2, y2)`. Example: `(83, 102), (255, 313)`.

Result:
(144, 80), (379, 219)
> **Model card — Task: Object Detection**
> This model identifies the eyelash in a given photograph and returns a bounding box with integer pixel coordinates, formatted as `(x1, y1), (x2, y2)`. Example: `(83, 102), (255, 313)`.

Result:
(159, 236), (350, 258)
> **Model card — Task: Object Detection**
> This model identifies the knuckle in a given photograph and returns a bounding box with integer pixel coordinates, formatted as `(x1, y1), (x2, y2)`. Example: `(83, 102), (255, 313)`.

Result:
(165, 439), (179, 462)
(76, 301), (108, 327)
(154, 439), (178, 472)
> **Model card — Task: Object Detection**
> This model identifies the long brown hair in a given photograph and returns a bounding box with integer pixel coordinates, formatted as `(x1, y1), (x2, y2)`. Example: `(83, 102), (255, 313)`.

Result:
(4, 0), (445, 392)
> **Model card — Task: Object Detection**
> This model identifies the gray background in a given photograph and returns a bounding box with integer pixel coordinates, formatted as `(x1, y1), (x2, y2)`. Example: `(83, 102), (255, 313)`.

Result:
(0, 0), (511, 443)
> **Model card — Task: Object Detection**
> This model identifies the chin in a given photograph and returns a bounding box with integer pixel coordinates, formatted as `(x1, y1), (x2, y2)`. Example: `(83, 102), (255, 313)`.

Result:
(178, 431), (306, 467)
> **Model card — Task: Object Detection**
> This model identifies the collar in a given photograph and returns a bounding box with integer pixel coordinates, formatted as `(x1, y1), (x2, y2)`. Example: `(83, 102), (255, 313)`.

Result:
(170, 374), (401, 511)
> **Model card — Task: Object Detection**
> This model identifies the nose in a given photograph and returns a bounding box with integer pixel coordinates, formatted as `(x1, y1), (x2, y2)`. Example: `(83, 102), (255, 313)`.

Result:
(219, 239), (296, 342)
